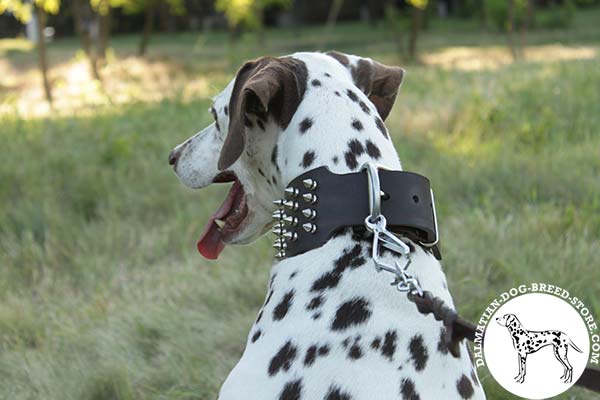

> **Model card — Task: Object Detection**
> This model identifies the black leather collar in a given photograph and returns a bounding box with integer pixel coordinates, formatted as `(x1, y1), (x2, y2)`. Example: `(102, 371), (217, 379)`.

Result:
(272, 166), (441, 260)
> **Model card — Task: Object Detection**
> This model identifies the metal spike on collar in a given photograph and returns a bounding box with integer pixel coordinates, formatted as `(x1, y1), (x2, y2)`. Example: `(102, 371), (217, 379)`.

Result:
(275, 250), (286, 258)
(272, 210), (286, 220)
(285, 187), (299, 197)
(302, 178), (318, 190)
(283, 215), (298, 226)
(272, 199), (285, 207)
(302, 222), (317, 234)
(283, 231), (298, 241)
(302, 193), (317, 204)
(301, 208), (317, 220)
(272, 226), (286, 236)
(283, 200), (299, 211)
(273, 241), (287, 250)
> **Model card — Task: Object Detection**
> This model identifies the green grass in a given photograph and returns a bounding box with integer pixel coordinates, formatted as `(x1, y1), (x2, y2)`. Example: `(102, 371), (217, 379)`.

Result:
(1, 9), (600, 400)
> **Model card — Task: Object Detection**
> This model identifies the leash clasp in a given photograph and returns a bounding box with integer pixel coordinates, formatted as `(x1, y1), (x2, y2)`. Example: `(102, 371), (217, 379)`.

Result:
(361, 162), (423, 297)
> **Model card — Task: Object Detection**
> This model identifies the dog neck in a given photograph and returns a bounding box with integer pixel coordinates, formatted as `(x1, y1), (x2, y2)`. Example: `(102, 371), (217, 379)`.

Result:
(274, 79), (403, 188)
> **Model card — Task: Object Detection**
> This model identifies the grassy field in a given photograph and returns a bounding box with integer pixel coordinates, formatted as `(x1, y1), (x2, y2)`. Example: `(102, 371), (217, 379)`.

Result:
(1, 9), (600, 400)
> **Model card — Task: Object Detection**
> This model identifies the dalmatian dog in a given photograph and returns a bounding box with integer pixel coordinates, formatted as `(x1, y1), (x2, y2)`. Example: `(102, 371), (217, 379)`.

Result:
(169, 51), (485, 400)
(496, 313), (583, 384)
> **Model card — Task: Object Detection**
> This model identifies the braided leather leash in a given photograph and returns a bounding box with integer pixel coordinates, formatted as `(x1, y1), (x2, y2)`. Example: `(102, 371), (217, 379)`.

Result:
(360, 162), (600, 393)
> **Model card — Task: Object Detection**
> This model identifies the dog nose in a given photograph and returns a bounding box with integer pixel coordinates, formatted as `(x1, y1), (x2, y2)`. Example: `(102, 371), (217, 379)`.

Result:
(168, 148), (181, 166)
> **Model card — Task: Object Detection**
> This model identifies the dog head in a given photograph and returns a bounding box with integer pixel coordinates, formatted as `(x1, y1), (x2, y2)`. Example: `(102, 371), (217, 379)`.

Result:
(168, 52), (404, 260)
(496, 313), (520, 328)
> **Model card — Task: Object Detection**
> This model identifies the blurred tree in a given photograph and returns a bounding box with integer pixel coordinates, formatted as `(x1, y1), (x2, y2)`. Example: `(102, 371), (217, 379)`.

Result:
(216, 0), (290, 44)
(71, 0), (101, 80)
(408, 0), (427, 59)
(0, 0), (60, 104)
(319, 0), (343, 49)
(112, 0), (184, 56)
(385, 0), (428, 61)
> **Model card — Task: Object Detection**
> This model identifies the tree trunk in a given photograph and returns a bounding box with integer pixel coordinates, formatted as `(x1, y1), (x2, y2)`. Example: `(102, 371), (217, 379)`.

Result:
(519, 0), (535, 59)
(255, 6), (265, 47)
(408, 6), (423, 60)
(385, 2), (405, 59)
(35, 6), (53, 105)
(72, 0), (101, 80)
(139, 1), (155, 56)
(319, 0), (343, 49)
(97, 7), (111, 60)
(506, 0), (518, 61)
(72, 0), (91, 56)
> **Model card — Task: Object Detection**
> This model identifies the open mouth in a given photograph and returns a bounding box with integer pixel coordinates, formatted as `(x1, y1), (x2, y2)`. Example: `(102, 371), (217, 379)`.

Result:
(197, 171), (249, 260)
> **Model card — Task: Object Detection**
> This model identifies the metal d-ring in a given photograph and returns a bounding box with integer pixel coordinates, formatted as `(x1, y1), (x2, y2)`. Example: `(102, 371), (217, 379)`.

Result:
(361, 162), (382, 225)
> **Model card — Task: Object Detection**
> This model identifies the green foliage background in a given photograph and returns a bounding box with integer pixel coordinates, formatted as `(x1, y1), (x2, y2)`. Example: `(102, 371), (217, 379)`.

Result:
(1, 9), (600, 400)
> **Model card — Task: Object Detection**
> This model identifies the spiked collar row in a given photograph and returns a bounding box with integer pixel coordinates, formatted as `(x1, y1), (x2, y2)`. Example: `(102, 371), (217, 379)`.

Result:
(271, 166), (441, 260)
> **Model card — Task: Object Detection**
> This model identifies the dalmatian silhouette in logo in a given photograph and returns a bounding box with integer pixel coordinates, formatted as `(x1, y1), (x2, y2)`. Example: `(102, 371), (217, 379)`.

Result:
(496, 313), (583, 384)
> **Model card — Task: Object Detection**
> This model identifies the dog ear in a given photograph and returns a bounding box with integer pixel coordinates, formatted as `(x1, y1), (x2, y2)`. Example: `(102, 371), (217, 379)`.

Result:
(327, 51), (404, 120)
(218, 57), (308, 171)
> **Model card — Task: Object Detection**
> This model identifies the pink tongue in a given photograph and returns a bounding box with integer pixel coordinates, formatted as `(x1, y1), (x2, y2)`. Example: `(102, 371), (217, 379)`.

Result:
(197, 218), (226, 260)
(197, 181), (241, 260)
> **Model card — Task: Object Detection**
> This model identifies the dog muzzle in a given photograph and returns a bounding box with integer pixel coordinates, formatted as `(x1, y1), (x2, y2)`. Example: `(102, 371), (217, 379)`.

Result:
(271, 165), (441, 260)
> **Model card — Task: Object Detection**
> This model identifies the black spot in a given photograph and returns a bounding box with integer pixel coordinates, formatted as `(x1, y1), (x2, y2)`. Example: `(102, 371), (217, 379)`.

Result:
(272, 175), (278, 185)
(348, 343), (363, 360)
(311, 79), (322, 87)
(365, 140), (381, 160)
(223, 106), (228, 116)
(257, 119), (265, 130)
(334, 91), (341, 96)
(289, 271), (298, 280)
(256, 310), (264, 324)
(409, 334), (429, 371)
(311, 271), (341, 292)
(324, 72), (331, 77)
(279, 378), (302, 400)
(437, 328), (449, 355)
(346, 89), (359, 102)
(351, 119), (364, 131)
(325, 385), (352, 400)
(358, 100), (370, 115)
(400, 378), (420, 400)
(244, 116), (253, 128)
(301, 151), (316, 168)
(344, 151), (358, 170)
(251, 330), (261, 343)
(371, 337), (381, 350)
(348, 139), (365, 156)
(271, 145), (278, 166)
(273, 290), (295, 321)
(210, 107), (220, 131)
(332, 156), (339, 165)
(342, 338), (350, 348)
(381, 330), (397, 360)
(269, 341), (298, 376)
(312, 312), (322, 320)
(258, 168), (267, 178)
(299, 117), (313, 134)
(311, 245), (364, 292)
(331, 297), (372, 331)
(319, 345), (330, 356)
(264, 289), (274, 305)
(375, 116), (388, 139)
(307, 296), (323, 310)
(456, 374), (474, 399)
(304, 345), (317, 366)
